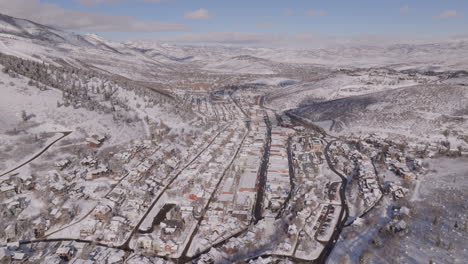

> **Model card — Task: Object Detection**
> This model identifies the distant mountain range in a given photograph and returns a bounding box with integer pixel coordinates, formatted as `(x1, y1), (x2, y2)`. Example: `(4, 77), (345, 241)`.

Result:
(1, 12), (468, 79)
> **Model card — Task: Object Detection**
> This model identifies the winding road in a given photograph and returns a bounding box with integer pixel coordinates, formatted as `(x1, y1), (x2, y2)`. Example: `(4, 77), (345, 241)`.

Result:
(313, 140), (349, 264)
(0, 131), (72, 177)
(284, 113), (350, 264)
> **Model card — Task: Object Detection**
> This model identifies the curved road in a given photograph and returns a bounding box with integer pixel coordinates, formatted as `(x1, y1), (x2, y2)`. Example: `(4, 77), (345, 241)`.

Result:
(0, 131), (72, 177)
(314, 140), (349, 264)
(281, 113), (350, 263)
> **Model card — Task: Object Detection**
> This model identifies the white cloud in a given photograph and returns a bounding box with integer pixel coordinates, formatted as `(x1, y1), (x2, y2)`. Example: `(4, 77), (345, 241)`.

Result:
(0, 0), (188, 32)
(155, 32), (275, 45)
(184, 8), (214, 20)
(305, 10), (328, 16)
(76, 0), (165, 7)
(435, 10), (460, 19)
(400, 5), (410, 13)
(256, 23), (273, 28)
(77, 0), (115, 7)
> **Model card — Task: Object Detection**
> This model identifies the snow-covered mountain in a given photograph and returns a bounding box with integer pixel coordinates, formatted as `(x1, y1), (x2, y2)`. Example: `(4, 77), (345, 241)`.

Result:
(2, 12), (468, 79)
(0, 13), (120, 49)
(0, 13), (73, 43)
(0, 13), (183, 81)
(202, 55), (277, 74)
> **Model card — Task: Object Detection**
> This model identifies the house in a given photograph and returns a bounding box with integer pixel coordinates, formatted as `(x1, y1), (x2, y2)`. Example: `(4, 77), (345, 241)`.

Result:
(33, 221), (47, 238)
(107, 189), (126, 204)
(86, 134), (106, 148)
(55, 159), (71, 170)
(199, 253), (215, 264)
(12, 252), (26, 261)
(50, 208), (62, 219)
(0, 184), (16, 199)
(388, 219), (408, 235)
(16, 173), (35, 191)
(238, 172), (257, 192)
(222, 242), (239, 254)
(104, 233), (119, 244)
(402, 172), (415, 180)
(50, 180), (69, 193)
(288, 224), (298, 235)
(80, 221), (97, 238)
(85, 165), (109, 180)
(86, 138), (102, 148)
(160, 239), (178, 255)
(94, 204), (112, 221)
(279, 242), (292, 251)
(21, 179), (35, 191)
(231, 210), (249, 222)
(188, 189), (204, 200)
(109, 216), (127, 232)
(137, 235), (153, 250)
(56, 246), (75, 261)
(311, 140), (323, 150)
(395, 188), (406, 199)
(81, 156), (97, 167)
(162, 219), (185, 235)
(180, 206), (194, 218)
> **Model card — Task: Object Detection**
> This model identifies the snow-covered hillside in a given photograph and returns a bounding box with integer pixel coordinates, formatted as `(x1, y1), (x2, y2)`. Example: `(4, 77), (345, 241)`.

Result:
(266, 68), (439, 111)
(290, 84), (468, 139)
(203, 55), (277, 74)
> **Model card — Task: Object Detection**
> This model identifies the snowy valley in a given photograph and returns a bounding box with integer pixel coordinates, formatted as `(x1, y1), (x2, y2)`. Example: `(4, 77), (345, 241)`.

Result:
(0, 12), (467, 264)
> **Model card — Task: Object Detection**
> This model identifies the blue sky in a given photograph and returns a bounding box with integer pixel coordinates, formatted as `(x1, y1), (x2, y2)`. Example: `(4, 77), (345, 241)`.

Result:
(2, 0), (467, 47)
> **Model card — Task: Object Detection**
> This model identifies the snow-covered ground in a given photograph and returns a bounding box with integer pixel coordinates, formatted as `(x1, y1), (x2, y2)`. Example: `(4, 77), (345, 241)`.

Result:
(328, 157), (468, 264)
(393, 158), (468, 264)
(1, 11), (467, 264)
(0, 68), (146, 142)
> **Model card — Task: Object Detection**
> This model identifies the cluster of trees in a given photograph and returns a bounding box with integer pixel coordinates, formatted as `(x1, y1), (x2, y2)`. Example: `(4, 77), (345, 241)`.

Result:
(0, 52), (199, 125)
